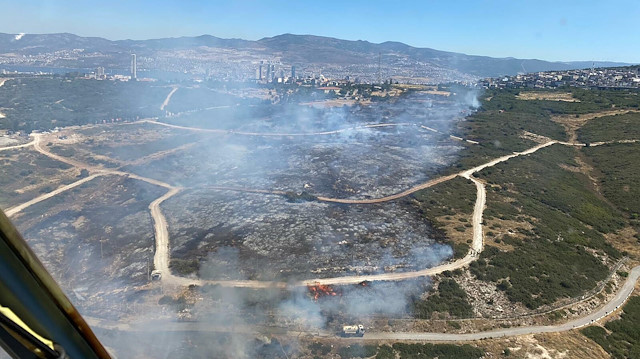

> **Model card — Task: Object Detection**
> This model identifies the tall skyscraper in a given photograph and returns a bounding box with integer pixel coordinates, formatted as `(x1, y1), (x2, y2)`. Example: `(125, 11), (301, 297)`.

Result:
(291, 65), (296, 79)
(258, 61), (263, 80)
(131, 54), (137, 80)
(266, 63), (271, 82)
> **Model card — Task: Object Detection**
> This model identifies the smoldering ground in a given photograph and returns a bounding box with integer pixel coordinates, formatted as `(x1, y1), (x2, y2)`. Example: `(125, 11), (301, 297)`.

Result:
(95, 250), (435, 359)
(154, 89), (478, 281)
(103, 89), (478, 358)
(7, 83), (481, 358)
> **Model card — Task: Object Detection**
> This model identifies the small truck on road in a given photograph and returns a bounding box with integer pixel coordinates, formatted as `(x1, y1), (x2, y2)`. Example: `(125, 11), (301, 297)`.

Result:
(342, 324), (365, 337)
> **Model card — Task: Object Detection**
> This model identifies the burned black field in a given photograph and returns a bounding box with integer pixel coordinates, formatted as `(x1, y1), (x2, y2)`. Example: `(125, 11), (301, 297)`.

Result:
(2, 91), (476, 299)
(164, 190), (451, 280)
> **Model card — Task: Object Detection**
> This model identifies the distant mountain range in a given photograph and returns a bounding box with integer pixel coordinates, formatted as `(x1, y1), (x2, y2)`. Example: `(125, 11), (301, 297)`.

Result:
(0, 32), (632, 80)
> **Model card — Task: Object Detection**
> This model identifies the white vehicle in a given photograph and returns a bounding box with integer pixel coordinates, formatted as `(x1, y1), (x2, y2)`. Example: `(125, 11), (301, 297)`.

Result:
(151, 270), (162, 281)
(342, 324), (365, 337)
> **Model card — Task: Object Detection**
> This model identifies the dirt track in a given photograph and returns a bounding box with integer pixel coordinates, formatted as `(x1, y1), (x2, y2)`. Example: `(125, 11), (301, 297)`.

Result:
(0, 140), (35, 152)
(10, 122), (640, 341)
(316, 174), (458, 204)
(159, 141), (555, 288)
(150, 187), (182, 282)
(85, 265), (640, 341)
(11, 129), (558, 288)
(7, 126), (633, 292)
(143, 119), (414, 137)
(5, 173), (105, 217)
(160, 87), (178, 111)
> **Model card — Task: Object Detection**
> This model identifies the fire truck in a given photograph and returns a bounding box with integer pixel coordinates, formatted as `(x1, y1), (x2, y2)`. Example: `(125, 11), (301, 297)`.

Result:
(341, 324), (365, 337)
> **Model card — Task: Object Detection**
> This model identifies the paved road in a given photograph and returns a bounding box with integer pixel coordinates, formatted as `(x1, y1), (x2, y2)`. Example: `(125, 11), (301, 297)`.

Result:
(361, 265), (640, 341)
(85, 266), (640, 341)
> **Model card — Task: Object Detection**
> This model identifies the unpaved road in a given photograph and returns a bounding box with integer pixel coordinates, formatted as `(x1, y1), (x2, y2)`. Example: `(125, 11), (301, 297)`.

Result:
(85, 266), (640, 341)
(150, 187), (181, 282)
(160, 87), (178, 111)
(5, 174), (105, 217)
(157, 141), (555, 288)
(146, 119), (479, 146)
(9, 128), (631, 293)
(10, 131), (603, 290)
(144, 119), (415, 137)
(13, 131), (557, 288)
(0, 140), (35, 152)
(317, 174), (458, 204)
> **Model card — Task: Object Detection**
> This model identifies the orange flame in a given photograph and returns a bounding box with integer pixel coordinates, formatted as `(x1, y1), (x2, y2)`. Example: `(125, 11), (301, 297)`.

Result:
(307, 283), (340, 301)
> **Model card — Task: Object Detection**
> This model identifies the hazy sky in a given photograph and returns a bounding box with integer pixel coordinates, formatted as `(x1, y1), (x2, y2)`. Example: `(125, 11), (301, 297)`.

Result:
(2, 0), (639, 62)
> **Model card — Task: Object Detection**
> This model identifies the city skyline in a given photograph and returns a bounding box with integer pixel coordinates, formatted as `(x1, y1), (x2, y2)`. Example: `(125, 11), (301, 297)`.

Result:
(1, 0), (639, 63)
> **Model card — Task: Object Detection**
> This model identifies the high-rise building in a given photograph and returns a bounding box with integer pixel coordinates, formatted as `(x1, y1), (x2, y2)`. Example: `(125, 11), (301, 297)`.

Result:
(96, 67), (105, 79)
(131, 54), (137, 80)
(258, 61), (263, 80)
(266, 63), (271, 82)
(291, 65), (296, 79)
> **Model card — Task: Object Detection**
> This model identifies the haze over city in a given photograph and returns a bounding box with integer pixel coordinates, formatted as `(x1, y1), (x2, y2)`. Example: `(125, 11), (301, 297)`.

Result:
(2, 0), (640, 62)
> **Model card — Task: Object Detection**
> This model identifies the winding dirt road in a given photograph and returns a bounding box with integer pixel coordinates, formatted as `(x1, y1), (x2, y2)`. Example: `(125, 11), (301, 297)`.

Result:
(157, 140), (556, 288)
(84, 266), (640, 341)
(0, 140), (35, 152)
(9, 130), (558, 288)
(150, 187), (182, 281)
(143, 119), (415, 137)
(9, 121), (640, 342)
(9, 126), (635, 291)
(160, 87), (178, 111)
(5, 174), (105, 217)
(316, 174), (458, 204)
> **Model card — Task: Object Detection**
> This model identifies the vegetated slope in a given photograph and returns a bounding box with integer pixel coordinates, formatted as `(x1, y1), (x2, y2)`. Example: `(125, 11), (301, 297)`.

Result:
(410, 177), (477, 259)
(582, 296), (640, 359)
(448, 87), (640, 310)
(0, 77), (170, 131)
(582, 143), (640, 217)
(472, 145), (622, 309)
(411, 278), (473, 319)
(578, 111), (640, 143)
(331, 343), (484, 359)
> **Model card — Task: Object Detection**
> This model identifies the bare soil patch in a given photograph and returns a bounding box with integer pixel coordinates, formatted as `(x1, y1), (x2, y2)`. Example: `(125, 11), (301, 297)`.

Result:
(516, 92), (580, 102)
